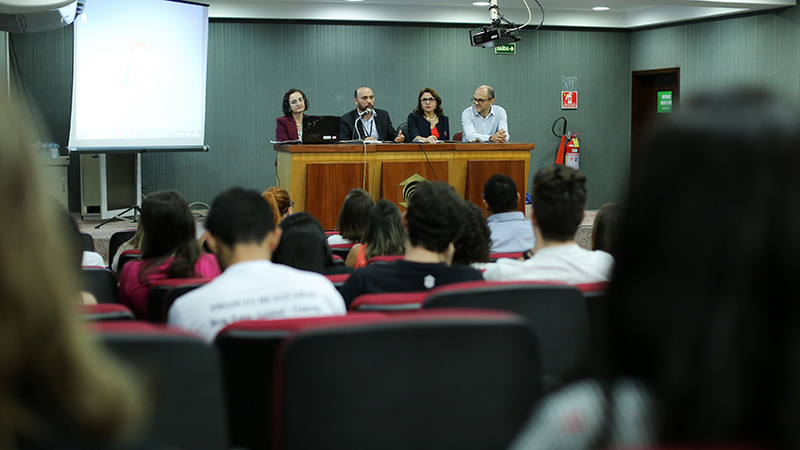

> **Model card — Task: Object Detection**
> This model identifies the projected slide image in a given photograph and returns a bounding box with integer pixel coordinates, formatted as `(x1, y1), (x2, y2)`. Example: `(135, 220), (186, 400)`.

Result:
(69, 0), (208, 149)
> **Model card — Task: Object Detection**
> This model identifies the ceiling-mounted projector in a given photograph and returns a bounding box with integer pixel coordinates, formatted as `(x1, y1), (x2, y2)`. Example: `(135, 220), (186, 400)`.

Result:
(469, 25), (520, 48)
(0, 0), (85, 33)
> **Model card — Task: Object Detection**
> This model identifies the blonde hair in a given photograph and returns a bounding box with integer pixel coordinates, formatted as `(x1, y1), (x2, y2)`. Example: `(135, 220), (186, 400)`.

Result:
(0, 93), (147, 448)
(262, 186), (292, 225)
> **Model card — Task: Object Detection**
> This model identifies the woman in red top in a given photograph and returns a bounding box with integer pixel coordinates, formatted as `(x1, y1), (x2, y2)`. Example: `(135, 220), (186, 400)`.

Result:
(118, 190), (220, 318)
(407, 87), (450, 143)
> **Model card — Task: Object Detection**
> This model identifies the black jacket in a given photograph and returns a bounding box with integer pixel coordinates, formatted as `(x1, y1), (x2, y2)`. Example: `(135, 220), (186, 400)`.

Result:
(339, 108), (399, 141)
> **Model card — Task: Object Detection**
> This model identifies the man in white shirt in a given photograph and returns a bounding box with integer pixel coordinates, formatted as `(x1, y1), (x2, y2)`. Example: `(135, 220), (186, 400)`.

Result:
(482, 165), (614, 284)
(482, 174), (535, 253)
(461, 85), (509, 143)
(168, 187), (346, 342)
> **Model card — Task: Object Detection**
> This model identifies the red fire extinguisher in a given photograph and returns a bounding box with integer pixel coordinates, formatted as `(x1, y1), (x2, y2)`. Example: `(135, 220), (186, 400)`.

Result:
(565, 132), (580, 170)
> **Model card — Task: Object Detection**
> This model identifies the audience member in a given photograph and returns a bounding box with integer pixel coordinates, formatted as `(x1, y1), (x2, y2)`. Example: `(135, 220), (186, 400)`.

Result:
(452, 201), (492, 267)
(111, 221), (144, 272)
(407, 87), (450, 142)
(482, 173), (535, 253)
(57, 207), (99, 305)
(118, 190), (221, 319)
(341, 182), (483, 306)
(461, 85), (508, 143)
(0, 93), (148, 449)
(345, 199), (405, 268)
(482, 165), (614, 284)
(591, 202), (623, 258)
(328, 188), (374, 245)
(272, 212), (354, 275)
(168, 187), (346, 342)
(340, 86), (405, 142)
(275, 88), (308, 141)
(262, 186), (292, 225)
(511, 88), (800, 450)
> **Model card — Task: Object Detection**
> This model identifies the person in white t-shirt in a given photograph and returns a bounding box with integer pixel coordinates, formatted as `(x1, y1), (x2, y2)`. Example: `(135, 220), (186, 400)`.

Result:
(168, 187), (346, 342)
(482, 165), (614, 284)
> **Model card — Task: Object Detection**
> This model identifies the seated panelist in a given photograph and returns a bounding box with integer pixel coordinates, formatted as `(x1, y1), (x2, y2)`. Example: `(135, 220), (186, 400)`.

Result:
(340, 86), (404, 142)
(407, 87), (449, 143)
(275, 88), (308, 141)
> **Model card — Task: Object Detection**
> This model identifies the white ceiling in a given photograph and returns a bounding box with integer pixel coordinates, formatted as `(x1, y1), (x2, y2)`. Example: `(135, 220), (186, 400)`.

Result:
(206, 0), (796, 28)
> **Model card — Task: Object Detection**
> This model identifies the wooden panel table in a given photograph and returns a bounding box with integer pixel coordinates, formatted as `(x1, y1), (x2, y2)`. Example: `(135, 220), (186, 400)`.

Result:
(276, 143), (533, 229)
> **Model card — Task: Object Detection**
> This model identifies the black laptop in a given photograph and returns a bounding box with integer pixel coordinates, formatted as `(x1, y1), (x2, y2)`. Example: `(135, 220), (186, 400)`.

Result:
(302, 116), (341, 144)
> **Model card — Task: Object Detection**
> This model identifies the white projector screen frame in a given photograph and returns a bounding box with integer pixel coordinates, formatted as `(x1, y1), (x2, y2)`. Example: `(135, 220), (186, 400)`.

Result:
(68, 0), (209, 153)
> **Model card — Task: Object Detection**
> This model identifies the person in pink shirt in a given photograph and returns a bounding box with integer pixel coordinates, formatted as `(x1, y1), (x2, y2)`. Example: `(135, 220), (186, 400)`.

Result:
(118, 190), (221, 318)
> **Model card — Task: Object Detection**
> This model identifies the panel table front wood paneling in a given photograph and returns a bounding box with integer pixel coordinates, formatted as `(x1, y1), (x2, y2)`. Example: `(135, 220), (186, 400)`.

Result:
(381, 161), (449, 211)
(306, 163), (368, 229)
(466, 160), (526, 214)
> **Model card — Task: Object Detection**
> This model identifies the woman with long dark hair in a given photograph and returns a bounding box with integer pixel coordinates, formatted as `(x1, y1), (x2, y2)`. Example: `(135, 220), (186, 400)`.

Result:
(118, 190), (221, 318)
(272, 212), (353, 275)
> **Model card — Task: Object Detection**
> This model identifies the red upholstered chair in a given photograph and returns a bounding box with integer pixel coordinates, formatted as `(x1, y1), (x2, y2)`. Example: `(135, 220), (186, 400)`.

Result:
(81, 267), (120, 304)
(79, 303), (135, 321)
(366, 254), (404, 265)
(215, 313), (388, 450)
(325, 230), (339, 236)
(117, 248), (142, 274)
(146, 278), (212, 323)
(348, 291), (428, 311)
(324, 273), (350, 295)
(272, 309), (541, 450)
(92, 321), (229, 450)
(454, 131), (463, 141)
(489, 251), (524, 261)
(329, 242), (356, 261)
(423, 280), (591, 392)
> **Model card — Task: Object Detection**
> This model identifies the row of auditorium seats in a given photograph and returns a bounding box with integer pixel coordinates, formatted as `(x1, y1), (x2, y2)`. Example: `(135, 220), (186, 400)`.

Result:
(87, 309), (541, 450)
(81, 270), (606, 391)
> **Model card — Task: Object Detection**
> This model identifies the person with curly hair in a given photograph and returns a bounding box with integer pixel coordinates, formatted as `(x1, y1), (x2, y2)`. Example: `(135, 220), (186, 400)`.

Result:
(452, 201), (492, 267)
(340, 182), (483, 307)
(482, 165), (614, 284)
(275, 88), (309, 141)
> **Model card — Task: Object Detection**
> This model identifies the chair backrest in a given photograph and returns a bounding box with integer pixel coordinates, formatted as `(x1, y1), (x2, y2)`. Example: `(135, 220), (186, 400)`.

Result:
(80, 303), (135, 321)
(324, 273), (350, 296)
(80, 232), (95, 252)
(367, 254), (404, 265)
(81, 267), (120, 304)
(349, 291), (427, 311)
(329, 242), (356, 261)
(215, 313), (387, 450)
(273, 310), (541, 450)
(424, 280), (590, 391)
(397, 121), (410, 142)
(94, 322), (229, 450)
(146, 278), (211, 323)
(489, 251), (524, 261)
(108, 229), (137, 261)
(454, 131), (463, 141)
(118, 249), (142, 273)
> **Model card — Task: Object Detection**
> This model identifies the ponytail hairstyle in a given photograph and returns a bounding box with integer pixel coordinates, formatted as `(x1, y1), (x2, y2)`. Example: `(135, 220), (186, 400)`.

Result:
(262, 187), (292, 225)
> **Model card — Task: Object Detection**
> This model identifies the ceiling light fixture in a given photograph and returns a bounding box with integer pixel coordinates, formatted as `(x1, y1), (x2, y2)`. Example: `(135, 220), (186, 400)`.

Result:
(473, 2), (490, 6)
(346, 0), (364, 2)
(593, 6), (610, 10)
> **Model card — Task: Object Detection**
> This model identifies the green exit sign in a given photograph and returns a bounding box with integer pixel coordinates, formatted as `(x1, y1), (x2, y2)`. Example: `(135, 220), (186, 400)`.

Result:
(494, 43), (516, 55)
